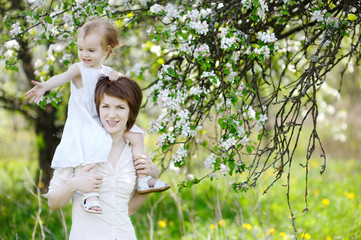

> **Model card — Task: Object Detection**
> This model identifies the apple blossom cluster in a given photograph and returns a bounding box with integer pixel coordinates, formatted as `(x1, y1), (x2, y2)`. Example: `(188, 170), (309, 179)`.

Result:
(3, 40), (20, 61)
(193, 44), (210, 59)
(172, 146), (188, 164)
(312, 9), (340, 28)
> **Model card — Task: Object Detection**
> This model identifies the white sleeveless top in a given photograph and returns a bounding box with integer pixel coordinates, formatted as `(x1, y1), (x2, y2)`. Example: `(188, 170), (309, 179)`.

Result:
(48, 141), (137, 239)
(51, 62), (143, 168)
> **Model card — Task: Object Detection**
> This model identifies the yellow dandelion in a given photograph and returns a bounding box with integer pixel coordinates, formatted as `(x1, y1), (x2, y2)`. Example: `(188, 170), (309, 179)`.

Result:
(218, 219), (226, 227)
(38, 181), (45, 189)
(267, 228), (276, 236)
(301, 232), (311, 240)
(326, 236), (332, 240)
(314, 189), (320, 195)
(348, 192), (355, 200)
(321, 198), (330, 206)
(280, 232), (288, 239)
(158, 220), (167, 228)
(243, 223), (252, 230)
(210, 224), (217, 230)
(310, 160), (318, 167)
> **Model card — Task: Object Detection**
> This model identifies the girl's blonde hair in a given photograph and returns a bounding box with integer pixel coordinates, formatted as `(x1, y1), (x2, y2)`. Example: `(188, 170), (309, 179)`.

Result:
(77, 17), (119, 59)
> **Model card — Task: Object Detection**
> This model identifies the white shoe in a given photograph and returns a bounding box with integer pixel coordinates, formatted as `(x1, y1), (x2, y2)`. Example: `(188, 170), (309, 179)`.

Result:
(137, 176), (170, 194)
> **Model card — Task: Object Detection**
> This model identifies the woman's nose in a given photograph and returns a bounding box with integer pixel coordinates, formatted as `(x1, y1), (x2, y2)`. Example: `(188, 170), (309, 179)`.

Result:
(108, 108), (116, 117)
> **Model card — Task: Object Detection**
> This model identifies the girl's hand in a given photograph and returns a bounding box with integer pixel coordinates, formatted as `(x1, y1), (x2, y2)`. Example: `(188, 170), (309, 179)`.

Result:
(109, 71), (123, 81)
(73, 164), (103, 193)
(24, 80), (46, 104)
(133, 155), (160, 179)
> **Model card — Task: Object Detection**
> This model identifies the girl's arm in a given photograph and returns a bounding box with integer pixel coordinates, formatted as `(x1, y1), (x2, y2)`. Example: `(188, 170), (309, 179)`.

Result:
(25, 63), (80, 103)
(47, 164), (103, 211)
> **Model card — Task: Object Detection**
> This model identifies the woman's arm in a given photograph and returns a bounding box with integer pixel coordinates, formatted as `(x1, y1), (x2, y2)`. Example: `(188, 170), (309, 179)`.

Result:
(47, 164), (103, 211)
(25, 63), (80, 103)
(128, 156), (161, 215)
(128, 192), (149, 216)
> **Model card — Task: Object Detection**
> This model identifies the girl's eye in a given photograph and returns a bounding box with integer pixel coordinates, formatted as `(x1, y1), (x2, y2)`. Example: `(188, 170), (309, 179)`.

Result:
(117, 106), (124, 109)
(101, 105), (109, 108)
(89, 50), (95, 52)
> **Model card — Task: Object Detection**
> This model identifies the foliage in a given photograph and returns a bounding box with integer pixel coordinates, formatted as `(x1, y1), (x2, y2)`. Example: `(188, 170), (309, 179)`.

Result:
(1, 0), (361, 237)
(1, 157), (360, 239)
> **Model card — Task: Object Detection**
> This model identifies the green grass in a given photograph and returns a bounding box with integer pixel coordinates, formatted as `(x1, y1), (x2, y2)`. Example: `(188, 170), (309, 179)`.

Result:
(1, 157), (360, 240)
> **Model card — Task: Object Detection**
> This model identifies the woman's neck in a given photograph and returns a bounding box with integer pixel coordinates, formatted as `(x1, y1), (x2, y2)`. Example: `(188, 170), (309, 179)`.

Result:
(111, 131), (125, 147)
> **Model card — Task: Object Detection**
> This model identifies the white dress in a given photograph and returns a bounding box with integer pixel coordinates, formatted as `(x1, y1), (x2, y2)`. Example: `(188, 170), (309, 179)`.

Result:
(48, 141), (137, 240)
(51, 62), (143, 168)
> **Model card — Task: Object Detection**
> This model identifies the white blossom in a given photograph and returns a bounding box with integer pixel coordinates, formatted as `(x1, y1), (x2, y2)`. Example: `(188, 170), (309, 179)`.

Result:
(10, 23), (22, 37)
(221, 135), (237, 150)
(130, 63), (143, 76)
(219, 163), (230, 176)
(240, 136), (250, 147)
(172, 146), (188, 163)
(189, 20), (209, 35)
(204, 153), (216, 170)
(150, 4), (164, 15)
(257, 32), (278, 43)
(194, 43), (210, 58)
(312, 10), (324, 22)
(5, 40), (20, 50)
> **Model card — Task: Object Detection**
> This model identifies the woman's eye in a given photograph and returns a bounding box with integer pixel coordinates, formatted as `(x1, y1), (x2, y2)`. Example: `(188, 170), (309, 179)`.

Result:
(101, 105), (108, 108)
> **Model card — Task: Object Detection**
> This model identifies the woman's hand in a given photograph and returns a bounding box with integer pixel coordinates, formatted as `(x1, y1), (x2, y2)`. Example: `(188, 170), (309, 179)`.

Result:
(133, 155), (160, 179)
(72, 164), (103, 193)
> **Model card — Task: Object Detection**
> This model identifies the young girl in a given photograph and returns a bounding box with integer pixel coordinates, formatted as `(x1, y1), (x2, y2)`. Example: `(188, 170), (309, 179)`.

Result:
(25, 18), (170, 214)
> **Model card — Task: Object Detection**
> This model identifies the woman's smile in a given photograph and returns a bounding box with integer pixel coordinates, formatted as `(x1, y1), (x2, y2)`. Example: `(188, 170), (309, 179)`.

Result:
(99, 94), (130, 138)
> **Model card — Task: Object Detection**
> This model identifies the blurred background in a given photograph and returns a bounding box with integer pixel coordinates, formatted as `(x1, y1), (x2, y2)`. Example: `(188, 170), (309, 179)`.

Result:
(0, 57), (360, 240)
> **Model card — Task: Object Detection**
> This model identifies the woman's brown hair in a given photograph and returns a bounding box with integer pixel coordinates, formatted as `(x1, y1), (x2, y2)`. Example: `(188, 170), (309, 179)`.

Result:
(95, 75), (143, 131)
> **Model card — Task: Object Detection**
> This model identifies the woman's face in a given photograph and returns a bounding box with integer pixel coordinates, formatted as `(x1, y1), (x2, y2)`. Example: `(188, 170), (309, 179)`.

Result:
(99, 93), (130, 137)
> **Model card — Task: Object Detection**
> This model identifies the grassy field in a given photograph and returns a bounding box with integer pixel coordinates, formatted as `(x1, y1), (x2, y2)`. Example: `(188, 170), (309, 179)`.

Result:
(0, 156), (360, 240)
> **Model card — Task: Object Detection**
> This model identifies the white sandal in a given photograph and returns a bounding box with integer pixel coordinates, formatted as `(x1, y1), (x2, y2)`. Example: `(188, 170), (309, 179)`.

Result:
(81, 192), (103, 214)
(137, 176), (170, 194)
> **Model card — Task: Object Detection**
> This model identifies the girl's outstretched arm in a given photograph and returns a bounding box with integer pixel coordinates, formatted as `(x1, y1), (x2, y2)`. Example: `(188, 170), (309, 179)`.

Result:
(25, 63), (81, 103)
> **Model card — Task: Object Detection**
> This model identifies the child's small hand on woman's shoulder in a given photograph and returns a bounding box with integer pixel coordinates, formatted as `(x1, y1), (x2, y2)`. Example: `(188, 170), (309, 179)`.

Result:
(109, 71), (124, 81)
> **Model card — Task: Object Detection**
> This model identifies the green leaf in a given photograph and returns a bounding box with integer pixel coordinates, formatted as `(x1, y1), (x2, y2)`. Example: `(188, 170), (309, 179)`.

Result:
(246, 146), (252, 154)
(44, 16), (53, 24)
(162, 144), (168, 152)
(167, 67), (176, 76)
(86, 5), (90, 14)
(155, 35), (161, 42)
(97, 5), (104, 14)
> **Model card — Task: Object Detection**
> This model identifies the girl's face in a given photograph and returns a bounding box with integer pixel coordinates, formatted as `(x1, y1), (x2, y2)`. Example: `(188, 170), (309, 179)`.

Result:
(78, 31), (108, 69)
(99, 94), (130, 138)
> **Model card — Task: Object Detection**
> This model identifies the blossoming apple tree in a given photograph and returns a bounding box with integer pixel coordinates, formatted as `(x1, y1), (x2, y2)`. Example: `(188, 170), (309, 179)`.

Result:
(2, 0), (361, 236)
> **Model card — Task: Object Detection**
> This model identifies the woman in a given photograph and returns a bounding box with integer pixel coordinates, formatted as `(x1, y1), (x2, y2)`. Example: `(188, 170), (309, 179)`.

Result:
(46, 76), (159, 239)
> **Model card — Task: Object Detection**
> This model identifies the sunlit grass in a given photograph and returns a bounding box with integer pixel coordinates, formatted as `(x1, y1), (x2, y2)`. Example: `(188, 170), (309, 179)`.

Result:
(1, 157), (360, 240)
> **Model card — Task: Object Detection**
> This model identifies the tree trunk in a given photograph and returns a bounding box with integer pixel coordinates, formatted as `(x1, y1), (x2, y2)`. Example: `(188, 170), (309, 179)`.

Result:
(18, 39), (61, 191)
(35, 108), (60, 190)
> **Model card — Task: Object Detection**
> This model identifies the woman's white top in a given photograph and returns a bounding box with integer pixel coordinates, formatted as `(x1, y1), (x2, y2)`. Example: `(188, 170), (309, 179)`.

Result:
(48, 141), (137, 240)
(51, 62), (143, 168)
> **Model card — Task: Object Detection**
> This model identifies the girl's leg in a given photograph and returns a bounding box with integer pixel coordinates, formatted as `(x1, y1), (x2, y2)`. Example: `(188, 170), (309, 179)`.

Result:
(124, 131), (169, 193)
